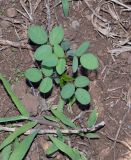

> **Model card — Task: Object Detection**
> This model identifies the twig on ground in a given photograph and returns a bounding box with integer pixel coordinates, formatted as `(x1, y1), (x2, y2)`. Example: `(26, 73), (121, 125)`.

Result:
(0, 15), (22, 24)
(0, 39), (32, 50)
(34, 0), (42, 12)
(108, 45), (131, 56)
(0, 121), (105, 135)
(20, 0), (33, 21)
(45, 0), (51, 31)
(110, 0), (131, 11)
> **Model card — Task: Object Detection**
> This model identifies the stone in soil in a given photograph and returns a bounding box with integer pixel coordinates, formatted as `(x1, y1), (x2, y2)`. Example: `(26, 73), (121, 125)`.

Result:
(6, 8), (17, 18)
(71, 20), (80, 30)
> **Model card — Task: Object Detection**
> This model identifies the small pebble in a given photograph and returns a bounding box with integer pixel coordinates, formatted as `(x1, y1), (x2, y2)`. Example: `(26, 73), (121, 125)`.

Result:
(71, 20), (80, 30)
(6, 8), (17, 18)
(0, 20), (10, 28)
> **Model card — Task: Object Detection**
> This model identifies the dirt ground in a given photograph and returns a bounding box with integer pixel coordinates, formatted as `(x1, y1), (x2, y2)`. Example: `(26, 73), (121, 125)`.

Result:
(0, 0), (131, 160)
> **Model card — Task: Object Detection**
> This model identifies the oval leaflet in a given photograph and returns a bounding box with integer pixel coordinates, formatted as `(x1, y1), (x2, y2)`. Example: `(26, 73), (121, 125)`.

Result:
(25, 68), (42, 83)
(39, 77), (53, 93)
(61, 83), (75, 99)
(75, 88), (91, 105)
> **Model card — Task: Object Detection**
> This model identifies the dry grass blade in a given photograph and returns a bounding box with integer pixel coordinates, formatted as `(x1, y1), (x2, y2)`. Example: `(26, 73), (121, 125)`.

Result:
(110, 0), (131, 11)
(20, 0), (33, 21)
(108, 45), (131, 55)
(83, 0), (117, 37)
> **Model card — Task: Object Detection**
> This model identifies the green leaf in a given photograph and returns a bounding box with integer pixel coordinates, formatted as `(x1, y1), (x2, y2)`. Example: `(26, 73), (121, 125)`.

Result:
(39, 77), (53, 93)
(34, 45), (52, 61)
(61, 40), (70, 51)
(49, 136), (81, 160)
(0, 74), (29, 117)
(80, 53), (99, 70)
(0, 144), (12, 160)
(51, 109), (76, 128)
(0, 116), (28, 123)
(61, 83), (75, 99)
(49, 26), (64, 45)
(25, 68), (42, 83)
(75, 88), (91, 105)
(74, 76), (90, 88)
(46, 130), (65, 156)
(0, 121), (37, 151)
(56, 58), (66, 75)
(87, 109), (98, 128)
(54, 77), (60, 84)
(74, 41), (89, 57)
(61, 73), (74, 82)
(72, 56), (78, 73)
(61, 0), (69, 17)
(86, 133), (100, 139)
(28, 25), (48, 44)
(9, 131), (37, 160)
(57, 97), (65, 112)
(13, 138), (20, 149)
(68, 95), (76, 107)
(41, 66), (53, 77)
(42, 54), (58, 67)
(54, 44), (65, 57)
(44, 115), (59, 122)
(67, 49), (74, 56)
(73, 149), (87, 160)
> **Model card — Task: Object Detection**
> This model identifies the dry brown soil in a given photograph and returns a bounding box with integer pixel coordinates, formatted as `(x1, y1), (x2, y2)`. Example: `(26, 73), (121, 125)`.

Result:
(0, 0), (131, 160)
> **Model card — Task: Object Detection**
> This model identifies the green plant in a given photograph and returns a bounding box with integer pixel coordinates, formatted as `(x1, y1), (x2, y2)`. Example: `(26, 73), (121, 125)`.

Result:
(25, 25), (99, 106)
(0, 73), (103, 160)
(61, 0), (69, 17)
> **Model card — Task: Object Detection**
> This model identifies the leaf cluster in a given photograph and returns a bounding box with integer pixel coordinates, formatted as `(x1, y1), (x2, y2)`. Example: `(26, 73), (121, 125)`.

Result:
(25, 25), (99, 105)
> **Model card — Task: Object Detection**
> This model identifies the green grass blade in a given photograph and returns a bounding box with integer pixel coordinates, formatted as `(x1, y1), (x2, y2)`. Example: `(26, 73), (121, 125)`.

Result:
(57, 97), (65, 112)
(0, 73), (29, 117)
(0, 144), (12, 160)
(9, 131), (37, 160)
(44, 115), (59, 123)
(0, 121), (37, 151)
(0, 116), (28, 123)
(61, 0), (69, 17)
(46, 129), (65, 156)
(87, 109), (98, 128)
(49, 135), (81, 160)
(51, 109), (76, 128)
